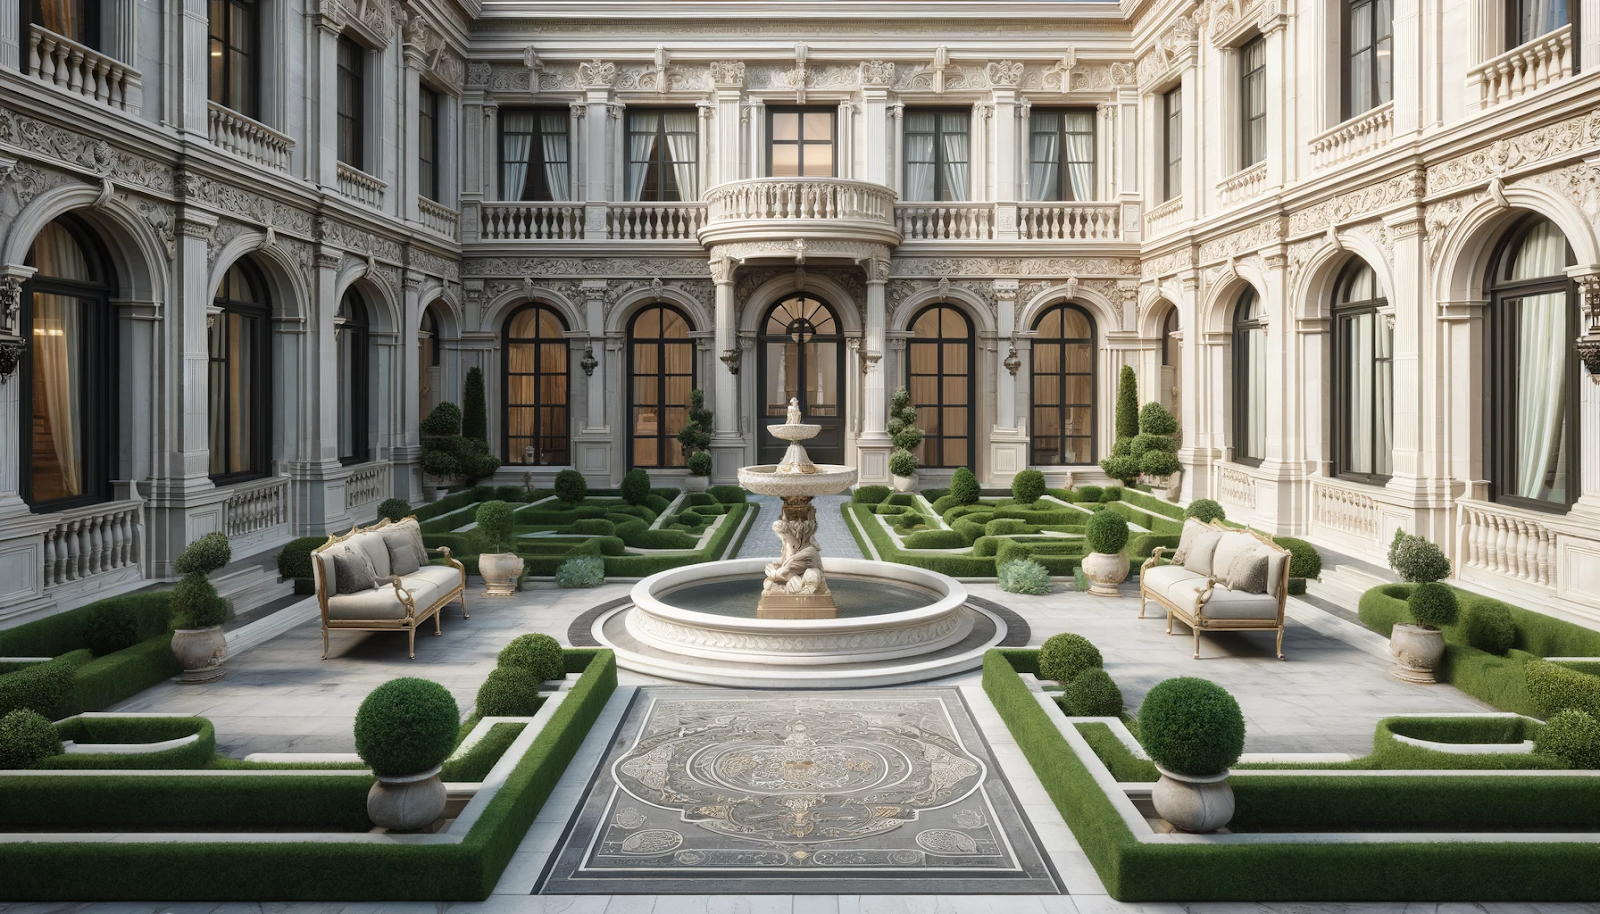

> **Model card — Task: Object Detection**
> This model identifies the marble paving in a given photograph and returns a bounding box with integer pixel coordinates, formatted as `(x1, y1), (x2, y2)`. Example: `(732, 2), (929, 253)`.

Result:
(540, 688), (1059, 895)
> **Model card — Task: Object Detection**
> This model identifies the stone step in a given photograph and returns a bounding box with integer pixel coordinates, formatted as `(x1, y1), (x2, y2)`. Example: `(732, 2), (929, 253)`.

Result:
(213, 564), (295, 616)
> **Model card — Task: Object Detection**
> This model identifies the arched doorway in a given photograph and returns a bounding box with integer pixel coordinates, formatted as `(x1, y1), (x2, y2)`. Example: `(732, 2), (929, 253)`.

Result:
(907, 303), (974, 469)
(1030, 303), (1096, 465)
(503, 303), (570, 466)
(758, 293), (845, 465)
(628, 303), (695, 468)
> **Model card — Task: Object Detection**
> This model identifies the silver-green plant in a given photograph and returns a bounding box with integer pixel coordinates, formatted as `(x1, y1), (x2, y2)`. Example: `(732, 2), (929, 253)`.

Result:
(998, 558), (1052, 595)
(554, 555), (606, 588)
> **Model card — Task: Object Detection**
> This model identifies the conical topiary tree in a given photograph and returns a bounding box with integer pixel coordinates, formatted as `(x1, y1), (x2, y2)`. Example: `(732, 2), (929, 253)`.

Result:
(1100, 365), (1142, 485)
(462, 367), (488, 444)
(886, 386), (923, 479)
(675, 388), (713, 473)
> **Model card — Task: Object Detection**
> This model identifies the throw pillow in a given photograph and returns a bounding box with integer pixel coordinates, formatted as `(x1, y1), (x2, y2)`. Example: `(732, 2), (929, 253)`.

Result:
(1172, 519), (1207, 565)
(1228, 549), (1270, 595)
(397, 519), (428, 565)
(354, 534), (393, 584)
(1181, 530), (1225, 577)
(382, 527), (421, 576)
(331, 543), (378, 593)
(1209, 533), (1254, 587)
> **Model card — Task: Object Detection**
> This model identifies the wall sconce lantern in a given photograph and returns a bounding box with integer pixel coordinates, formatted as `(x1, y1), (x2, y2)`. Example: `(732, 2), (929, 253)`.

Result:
(720, 347), (742, 375)
(580, 346), (598, 377)
(1004, 345), (1022, 377)
(0, 340), (24, 380)
(1581, 276), (1600, 382)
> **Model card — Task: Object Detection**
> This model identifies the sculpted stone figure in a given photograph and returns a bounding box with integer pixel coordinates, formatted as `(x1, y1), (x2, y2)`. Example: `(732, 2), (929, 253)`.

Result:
(764, 517), (824, 595)
(786, 397), (802, 426)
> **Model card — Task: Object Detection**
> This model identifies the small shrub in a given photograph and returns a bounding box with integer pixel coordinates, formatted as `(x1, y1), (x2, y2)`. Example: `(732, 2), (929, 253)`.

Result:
(1392, 533), (1451, 583)
(475, 668), (542, 717)
(1139, 401), (1179, 436)
(493, 485), (525, 503)
(170, 574), (227, 629)
(1100, 486), (1123, 502)
(571, 518), (617, 537)
(998, 559), (1052, 595)
(1085, 509), (1130, 555)
(377, 498), (412, 523)
(903, 529), (967, 550)
(554, 555), (607, 589)
(1460, 600), (1517, 655)
(1112, 438), (1133, 457)
(930, 494), (961, 515)
(853, 485), (892, 505)
(553, 469), (588, 505)
(949, 468), (980, 505)
(474, 501), (516, 554)
(986, 518), (1032, 536)
(353, 678), (460, 777)
(1039, 633), (1103, 684)
(1534, 709), (1600, 769)
(687, 451), (712, 477)
(1077, 485), (1104, 503)
(645, 494), (672, 516)
(708, 485), (747, 504)
(1063, 668), (1124, 717)
(0, 656), (79, 718)
(420, 401), (462, 437)
(1138, 677), (1246, 777)
(1185, 499), (1226, 523)
(174, 532), (231, 576)
(462, 368), (489, 442)
(1525, 660), (1600, 718)
(1012, 470), (1046, 504)
(1099, 454), (1140, 486)
(84, 603), (139, 656)
(621, 469), (652, 506)
(1407, 582), (1459, 630)
(889, 451), (918, 478)
(1388, 528), (1409, 570)
(676, 388), (714, 469)
(497, 634), (565, 681)
(1139, 451), (1182, 477)
(1273, 537), (1323, 580)
(1072, 567), (1091, 592)
(276, 536), (322, 580)
(1130, 433), (1176, 458)
(0, 709), (63, 769)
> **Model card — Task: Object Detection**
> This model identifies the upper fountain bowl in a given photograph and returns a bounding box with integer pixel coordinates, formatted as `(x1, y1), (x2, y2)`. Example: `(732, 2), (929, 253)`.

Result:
(766, 423), (820, 443)
(738, 463), (857, 497)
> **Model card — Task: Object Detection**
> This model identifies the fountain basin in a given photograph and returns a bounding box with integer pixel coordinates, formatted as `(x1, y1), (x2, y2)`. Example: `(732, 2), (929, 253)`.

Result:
(737, 464), (858, 496)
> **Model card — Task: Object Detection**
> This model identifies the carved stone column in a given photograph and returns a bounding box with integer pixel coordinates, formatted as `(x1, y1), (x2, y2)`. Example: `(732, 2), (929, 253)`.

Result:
(857, 253), (892, 484)
(1569, 269), (1600, 517)
(0, 266), (35, 508)
(401, 38), (427, 225)
(313, 12), (342, 188)
(710, 255), (743, 481)
(570, 279), (613, 482)
(394, 271), (424, 501)
(988, 278), (1028, 483)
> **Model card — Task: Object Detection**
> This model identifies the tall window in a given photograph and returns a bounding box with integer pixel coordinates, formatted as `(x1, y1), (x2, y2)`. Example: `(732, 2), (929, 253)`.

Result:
(32, 0), (97, 46)
(908, 305), (974, 468)
(336, 36), (365, 168)
(1162, 308), (1179, 367)
(758, 295), (845, 466)
(501, 110), (570, 201)
(768, 108), (835, 177)
(1027, 109), (1095, 202)
(419, 306), (439, 425)
(504, 304), (569, 466)
(207, 0), (255, 115)
(626, 110), (699, 202)
(629, 305), (695, 468)
(1162, 88), (1183, 202)
(905, 110), (971, 201)
(1332, 261), (1393, 482)
(1346, 0), (1394, 117)
(419, 86), (440, 202)
(21, 217), (116, 509)
(336, 289), (370, 465)
(1513, 0), (1569, 45)
(209, 259), (270, 482)
(1232, 288), (1267, 464)
(1030, 304), (1096, 466)
(1239, 36), (1267, 168)
(1490, 217), (1578, 510)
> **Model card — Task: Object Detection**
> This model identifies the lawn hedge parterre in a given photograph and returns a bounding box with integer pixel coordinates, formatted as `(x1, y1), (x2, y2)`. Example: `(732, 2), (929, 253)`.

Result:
(0, 593), (181, 720)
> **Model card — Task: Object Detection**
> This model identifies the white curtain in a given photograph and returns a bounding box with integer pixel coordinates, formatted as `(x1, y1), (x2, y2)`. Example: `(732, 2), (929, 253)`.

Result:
(1028, 113), (1060, 201)
(664, 111), (699, 200)
(904, 112), (936, 201)
(1375, 317), (1393, 476)
(539, 111), (570, 201)
(1064, 111), (1095, 201)
(1510, 220), (1570, 501)
(501, 112), (534, 200)
(1347, 315), (1373, 474)
(30, 223), (88, 498)
(1247, 327), (1267, 458)
(626, 111), (658, 201)
(940, 116), (969, 202)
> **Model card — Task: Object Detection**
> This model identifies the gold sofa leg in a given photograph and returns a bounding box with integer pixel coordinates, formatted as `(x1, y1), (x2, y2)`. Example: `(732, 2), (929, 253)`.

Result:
(321, 627), (329, 660)
(434, 610), (442, 636)
(1165, 609), (1173, 635)
(1193, 626), (1201, 660)
(1277, 627), (1286, 661)
(409, 626), (417, 659)
(1138, 588), (1146, 619)
(460, 588), (470, 619)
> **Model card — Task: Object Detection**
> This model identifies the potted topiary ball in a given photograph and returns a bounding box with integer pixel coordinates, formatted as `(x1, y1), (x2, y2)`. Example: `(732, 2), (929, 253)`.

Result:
(686, 451), (712, 493)
(1139, 677), (1246, 832)
(1387, 533), (1455, 684)
(474, 500), (523, 597)
(888, 450), (918, 493)
(170, 532), (232, 683)
(1081, 508), (1131, 596)
(354, 677), (460, 830)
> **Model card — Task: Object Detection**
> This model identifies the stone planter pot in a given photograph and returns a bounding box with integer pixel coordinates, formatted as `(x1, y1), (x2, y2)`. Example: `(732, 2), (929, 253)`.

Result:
(1390, 622), (1446, 684)
(367, 764), (447, 831)
(171, 626), (227, 683)
(1080, 550), (1129, 597)
(891, 473), (918, 493)
(479, 552), (525, 597)
(1152, 764), (1234, 833)
(685, 474), (709, 494)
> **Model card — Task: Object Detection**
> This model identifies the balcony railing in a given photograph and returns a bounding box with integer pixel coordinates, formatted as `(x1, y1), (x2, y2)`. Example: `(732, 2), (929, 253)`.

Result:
(896, 203), (994, 241)
(222, 476), (290, 540)
(480, 202), (586, 240)
(1311, 477), (1381, 542)
(337, 162), (385, 208)
(41, 499), (143, 588)
(700, 178), (901, 249)
(345, 461), (392, 512)
(418, 197), (459, 240)
(1311, 102), (1394, 170)
(26, 25), (141, 114)
(1470, 24), (1573, 110)
(207, 102), (294, 172)
(1019, 203), (1121, 241)
(1216, 464), (1257, 510)
(608, 202), (705, 240)
(1143, 197), (1185, 237)
(1457, 499), (1559, 589)
(1218, 162), (1268, 207)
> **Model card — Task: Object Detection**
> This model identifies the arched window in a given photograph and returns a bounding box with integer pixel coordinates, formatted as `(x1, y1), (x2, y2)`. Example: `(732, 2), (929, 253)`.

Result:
(336, 289), (370, 465)
(419, 305), (440, 425)
(1489, 216), (1578, 510)
(908, 304), (974, 468)
(1159, 306), (1182, 422)
(758, 294), (845, 465)
(629, 304), (695, 468)
(1161, 307), (1179, 366)
(1232, 287), (1267, 464)
(1030, 303), (1095, 466)
(209, 258), (270, 482)
(504, 304), (569, 466)
(21, 216), (116, 508)
(1332, 260), (1392, 483)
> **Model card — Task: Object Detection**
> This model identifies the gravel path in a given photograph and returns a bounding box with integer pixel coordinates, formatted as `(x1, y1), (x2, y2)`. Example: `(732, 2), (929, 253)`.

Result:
(735, 493), (863, 560)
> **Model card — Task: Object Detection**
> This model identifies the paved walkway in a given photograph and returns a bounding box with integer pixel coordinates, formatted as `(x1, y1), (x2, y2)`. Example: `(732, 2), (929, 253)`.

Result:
(737, 494), (862, 561)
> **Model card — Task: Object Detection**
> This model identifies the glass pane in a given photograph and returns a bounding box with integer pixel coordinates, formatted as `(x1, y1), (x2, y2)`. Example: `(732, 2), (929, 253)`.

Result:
(230, 312), (255, 473)
(30, 292), (84, 499)
(771, 143), (800, 176)
(807, 341), (838, 415)
(1510, 220), (1569, 280)
(801, 146), (833, 176)
(803, 111), (833, 140)
(30, 222), (92, 282)
(1513, 291), (1569, 501)
(771, 112), (799, 141)
(1375, 318), (1394, 476)
(943, 438), (967, 468)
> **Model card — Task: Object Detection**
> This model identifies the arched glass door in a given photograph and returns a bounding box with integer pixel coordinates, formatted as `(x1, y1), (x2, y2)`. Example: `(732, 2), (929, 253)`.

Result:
(758, 294), (845, 465)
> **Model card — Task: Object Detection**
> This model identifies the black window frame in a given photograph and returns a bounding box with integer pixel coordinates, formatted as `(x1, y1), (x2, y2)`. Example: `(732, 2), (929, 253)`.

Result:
(1029, 303), (1098, 467)
(499, 108), (571, 202)
(336, 288), (370, 467)
(1343, 0), (1394, 119)
(627, 304), (697, 469)
(19, 215), (118, 512)
(336, 34), (365, 170)
(1239, 35), (1267, 169)
(903, 107), (973, 202)
(1162, 87), (1183, 202)
(206, 0), (257, 117)
(907, 303), (976, 469)
(625, 108), (700, 203)
(1331, 260), (1393, 485)
(502, 303), (571, 467)
(1232, 287), (1266, 467)
(1026, 107), (1098, 203)
(766, 106), (838, 178)
(29, 0), (100, 50)
(418, 84), (441, 203)
(756, 294), (847, 466)
(208, 258), (272, 485)
(1161, 307), (1179, 367)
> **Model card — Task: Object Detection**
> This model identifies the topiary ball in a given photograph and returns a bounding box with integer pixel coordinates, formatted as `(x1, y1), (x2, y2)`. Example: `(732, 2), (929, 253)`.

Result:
(1062, 668), (1124, 717)
(1139, 401), (1179, 436)
(621, 468), (652, 506)
(1459, 599), (1516, 655)
(1011, 469), (1046, 505)
(84, 603), (139, 656)
(353, 678), (460, 777)
(174, 532), (232, 576)
(1098, 454), (1140, 485)
(276, 536), (322, 580)
(1185, 499), (1226, 524)
(475, 668), (544, 717)
(377, 498), (413, 523)
(1273, 537), (1323, 580)
(0, 709), (63, 769)
(949, 467), (980, 505)
(171, 574), (228, 629)
(1407, 582), (1460, 630)
(687, 451), (713, 476)
(553, 469), (588, 505)
(1085, 509), (1130, 555)
(1138, 677), (1246, 777)
(498, 633), (566, 681)
(420, 401), (463, 437)
(474, 500), (516, 553)
(1139, 450), (1182, 478)
(1077, 485), (1104, 503)
(889, 450), (918, 478)
(1393, 535), (1451, 584)
(1038, 633), (1103, 684)
(1534, 709), (1600, 770)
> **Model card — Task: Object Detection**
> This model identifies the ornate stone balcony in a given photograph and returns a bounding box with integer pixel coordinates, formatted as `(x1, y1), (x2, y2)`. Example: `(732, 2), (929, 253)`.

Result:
(26, 24), (141, 115)
(418, 196), (459, 240)
(336, 162), (386, 208)
(1018, 202), (1123, 241)
(1217, 162), (1268, 208)
(699, 178), (902, 254)
(480, 202), (587, 240)
(1470, 25), (1573, 110)
(1311, 102), (1394, 170)
(208, 102), (294, 172)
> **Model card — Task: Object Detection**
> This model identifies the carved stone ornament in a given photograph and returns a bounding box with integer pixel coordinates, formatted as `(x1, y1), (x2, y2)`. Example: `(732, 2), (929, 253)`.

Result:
(986, 60), (1024, 87)
(0, 273), (25, 338)
(0, 338), (24, 379)
(720, 347), (742, 375)
(709, 60), (746, 88)
(860, 59), (895, 87)
(578, 59), (617, 88)
(1579, 337), (1600, 380)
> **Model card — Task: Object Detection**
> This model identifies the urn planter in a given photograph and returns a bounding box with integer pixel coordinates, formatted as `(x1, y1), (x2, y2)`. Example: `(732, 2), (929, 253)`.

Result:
(367, 764), (447, 831)
(479, 552), (525, 597)
(171, 626), (227, 683)
(891, 473), (918, 493)
(1390, 622), (1446, 684)
(1151, 764), (1235, 833)
(685, 474), (709, 494)
(1081, 550), (1129, 597)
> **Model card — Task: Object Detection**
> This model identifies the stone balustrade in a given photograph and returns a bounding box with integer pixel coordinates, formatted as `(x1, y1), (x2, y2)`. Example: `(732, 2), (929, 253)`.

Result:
(418, 197), (459, 240)
(1311, 102), (1394, 170)
(608, 202), (706, 240)
(27, 25), (141, 115)
(207, 102), (294, 172)
(699, 177), (902, 249)
(480, 202), (587, 240)
(40, 500), (143, 588)
(1457, 499), (1559, 589)
(345, 461), (392, 511)
(1143, 197), (1185, 237)
(1470, 25), (1573, 110)
(1216, 464), (1257, 510)
(1018, 203), (1122, 241)
(1311, 477), (1381, 542)
(337, 162), (386, 208)
(1218, 162), (1268, 207)
(896, 203), (994, 241)
(222, 476), (290, 540)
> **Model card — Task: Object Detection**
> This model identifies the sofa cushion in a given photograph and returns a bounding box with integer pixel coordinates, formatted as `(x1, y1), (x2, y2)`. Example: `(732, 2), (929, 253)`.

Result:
(1171, 519), (1208, 565)
(1227, 547), (1270, 595)
(1265, 550), (1289, 597)
(1164, 579), (1281, 620)
(383, 527), (421, 576)
(330, 543), (378, 594)
(1143, 563), (1202, 599)
(1180, 529), (1225, 576)
(1210, 532), (1257, 587)
(325, 581), (442, 621)
(353, 532), (393, 583)
(392, 518), (428, 566)
(404, 563), (463, 590)
(315, 550), (338, 597)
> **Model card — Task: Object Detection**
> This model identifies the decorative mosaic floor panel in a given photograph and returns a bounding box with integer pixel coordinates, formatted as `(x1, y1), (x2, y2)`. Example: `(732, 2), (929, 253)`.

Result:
(539, 688), (1059, 894)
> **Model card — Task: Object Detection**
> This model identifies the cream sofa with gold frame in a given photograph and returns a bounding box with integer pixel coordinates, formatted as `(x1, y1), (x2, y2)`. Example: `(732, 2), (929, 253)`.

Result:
(311, 517), (468, 659)
(1138, 519), (1290, 660)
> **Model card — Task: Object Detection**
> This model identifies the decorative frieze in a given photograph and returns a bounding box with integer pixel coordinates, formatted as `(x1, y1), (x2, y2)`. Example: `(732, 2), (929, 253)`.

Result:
(1428, 107), (1600, 193)
(0, 108), (170, 191)
(464, 258), (713, 278)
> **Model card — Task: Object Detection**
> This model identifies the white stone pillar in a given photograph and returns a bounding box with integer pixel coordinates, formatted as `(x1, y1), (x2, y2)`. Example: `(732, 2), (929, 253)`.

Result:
(993, 89), (1019, 239)
(1261, 10), (1291, 188)
(401, 42), (425, 224)
(989, 280), (1028, 481)
(481, 102), (499, 198)
(710, 256), (742, 481)
(0, 267), (36, 507)
(394, 271), (424, 501)
(711, 68), (744, 183)
(1568, 272), (1600, 518)
(582, 280), (607, 432)
(313, 13), (341, 188)
(584, 85), (612, 236)
(859, 85), (889, 186)
(857, 253), (892, 484)
(0, 0), (18, 70)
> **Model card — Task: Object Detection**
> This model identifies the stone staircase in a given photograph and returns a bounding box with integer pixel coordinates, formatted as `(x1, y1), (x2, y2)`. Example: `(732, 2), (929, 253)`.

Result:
(212, 552), (297, 621)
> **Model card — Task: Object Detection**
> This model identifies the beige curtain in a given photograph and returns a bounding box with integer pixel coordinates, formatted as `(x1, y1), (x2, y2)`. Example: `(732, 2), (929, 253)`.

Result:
(30, 222), (90, 497)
